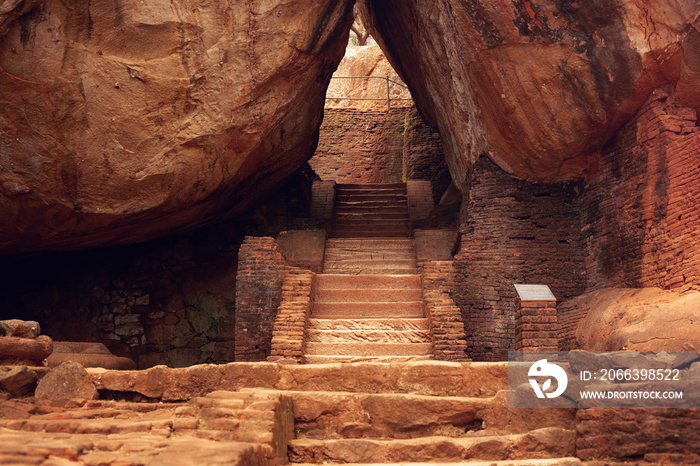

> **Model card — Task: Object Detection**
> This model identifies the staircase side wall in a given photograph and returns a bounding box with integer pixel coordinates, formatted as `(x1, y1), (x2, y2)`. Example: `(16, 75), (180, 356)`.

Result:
(234, 237), (289, 362)
(268, 268), (316, 363)
(422, 261), (469, 361)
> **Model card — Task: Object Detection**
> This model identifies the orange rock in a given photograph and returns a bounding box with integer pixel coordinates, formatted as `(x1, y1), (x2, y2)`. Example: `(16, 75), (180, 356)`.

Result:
(35, 362), (99, 408)
(359, 0), (699, 182)
(0, 335), (53, 364)
(567, 287), (700, 351)
(0, 0), (354, 253)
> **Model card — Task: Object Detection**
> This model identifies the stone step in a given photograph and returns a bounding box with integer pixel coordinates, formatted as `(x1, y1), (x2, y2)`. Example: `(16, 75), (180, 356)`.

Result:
(335, 200), (409, 209)
(316, 274), (420, 290)
(336, 183), (407, 190)
(332, 227), (410, 237)
(308, 318), (429, 331)
(323, 260), (417, 274)
(291, 460), (582, 466)
(89, 361), (510, 399)
(314, 288), (421, 303)
(333, 219), (408, 228)
(273, 388), (575, 441)
(335, 212), (410, 221)
(335, 205), (410, 213)
(303, 355), (434, 364)
(335, 194), (408, 203)
(324, 250), (417, 260)
(311, 302), (424, 319)
(325, 238), (415, 249)
(305, 342), (433, 357)
(306, 329), (431, 344)
(288, 428), (575, 464)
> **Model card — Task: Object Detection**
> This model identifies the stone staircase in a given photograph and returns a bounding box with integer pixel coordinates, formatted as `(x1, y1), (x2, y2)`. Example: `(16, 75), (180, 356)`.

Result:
(331, 183), (410, 238)
(305, 183), (433, 364)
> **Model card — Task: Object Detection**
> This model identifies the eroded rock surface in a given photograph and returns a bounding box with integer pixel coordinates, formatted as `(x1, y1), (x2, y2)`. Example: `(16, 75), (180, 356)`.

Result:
(325, 45), (412, 109)
(565, 287), (700, 351)
(359, 0), (700, 183)
(35, 361), (99, 407)
(0, 0), (353, 253)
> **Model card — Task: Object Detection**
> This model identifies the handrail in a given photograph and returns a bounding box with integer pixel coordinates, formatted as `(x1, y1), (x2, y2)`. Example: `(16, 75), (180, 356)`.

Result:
(326, 75), (413, 110)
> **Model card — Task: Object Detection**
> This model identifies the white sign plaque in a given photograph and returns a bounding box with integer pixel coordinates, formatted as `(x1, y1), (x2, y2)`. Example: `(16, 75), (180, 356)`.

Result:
(514, 284), (556, 301)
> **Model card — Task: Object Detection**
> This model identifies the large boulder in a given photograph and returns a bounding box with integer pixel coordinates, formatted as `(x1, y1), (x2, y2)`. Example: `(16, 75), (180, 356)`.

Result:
(0, 0), (353, 253)
(325, 45), (412, 110)
(567, 287), (700, 351)
(359, 0), (700, 183)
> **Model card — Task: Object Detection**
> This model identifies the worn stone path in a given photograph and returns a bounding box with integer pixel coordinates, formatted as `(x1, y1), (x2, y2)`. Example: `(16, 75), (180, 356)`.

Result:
(0, 361), (589, 465)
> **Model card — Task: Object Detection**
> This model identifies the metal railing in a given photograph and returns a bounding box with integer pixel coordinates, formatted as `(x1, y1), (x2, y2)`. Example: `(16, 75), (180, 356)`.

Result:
(326, 76), (413, 110)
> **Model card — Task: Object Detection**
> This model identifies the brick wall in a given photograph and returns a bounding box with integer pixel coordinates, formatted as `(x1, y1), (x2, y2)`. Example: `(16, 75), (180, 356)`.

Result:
(310, 181), (336, 221)
(234, 237), (289, 362)
(310, 106), (448, 191)
(402, 109), (452, 202)
(268, 269), (316, 363)
(514, 299), (558, 352)
(421, 261), (469, 361)
(0, 224), (242, 369)
(581, 87), (700, 292)
(406, 180), (434, 223)
(310, 107), (407, 183)
(453, 157), (585, 361)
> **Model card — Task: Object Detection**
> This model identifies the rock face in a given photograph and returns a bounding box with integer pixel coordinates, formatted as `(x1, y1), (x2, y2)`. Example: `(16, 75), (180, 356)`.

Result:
(564, 287), (700, 351)
(325, 45), (412, 110)
(359, 0), (700, 183)
(0, 0), (353, 253)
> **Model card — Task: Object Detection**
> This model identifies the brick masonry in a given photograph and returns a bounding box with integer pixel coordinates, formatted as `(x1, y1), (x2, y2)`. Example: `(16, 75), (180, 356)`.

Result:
(310, 107), (407, 183)
(580, 87), (700, 292)
(275, 230), (326, 273)
(268, 268), (316, 363)
(513, 299), (558, 352)
(414, 229), (457, 268)
(234, 237), (289, 362)
(309, 107), (449, 200)
(406, 180), (434, 223)
(453, 157), (585, 361)
(422, 261), (469, 361)
(402, 110), (452, 202)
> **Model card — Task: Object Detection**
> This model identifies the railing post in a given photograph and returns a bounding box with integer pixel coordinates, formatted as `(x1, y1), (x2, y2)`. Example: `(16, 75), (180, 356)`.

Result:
(386, 75), (391, 110)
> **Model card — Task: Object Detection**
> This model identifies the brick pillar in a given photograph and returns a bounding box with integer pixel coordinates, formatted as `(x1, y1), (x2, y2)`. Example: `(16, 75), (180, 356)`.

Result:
(513, 284), (558, 352)
(234, 237), (288, 361)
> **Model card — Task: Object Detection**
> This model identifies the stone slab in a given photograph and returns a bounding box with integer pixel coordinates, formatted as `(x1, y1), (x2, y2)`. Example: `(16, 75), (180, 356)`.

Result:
(514, 284), (556, 302)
